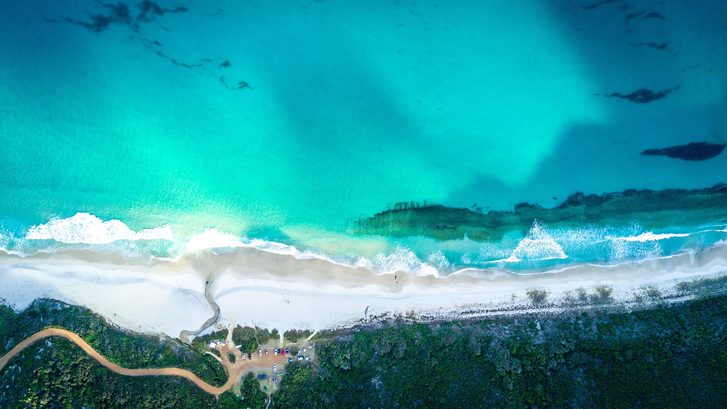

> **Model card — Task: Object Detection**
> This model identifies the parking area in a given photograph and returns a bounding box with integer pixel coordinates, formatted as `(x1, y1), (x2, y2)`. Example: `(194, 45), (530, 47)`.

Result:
(210, 338), (317, 393)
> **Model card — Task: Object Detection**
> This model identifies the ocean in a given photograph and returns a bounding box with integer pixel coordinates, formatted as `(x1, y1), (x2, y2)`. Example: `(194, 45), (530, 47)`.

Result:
(1, 0), (726, 275)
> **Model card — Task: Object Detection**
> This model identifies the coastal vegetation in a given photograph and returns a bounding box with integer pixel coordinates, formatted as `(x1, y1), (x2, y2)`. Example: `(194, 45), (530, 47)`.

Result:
(3, 291), (727, 407)
(0, 300), (243, 408)
(192, 325), (279, 355)
(274, 294), (727, 408)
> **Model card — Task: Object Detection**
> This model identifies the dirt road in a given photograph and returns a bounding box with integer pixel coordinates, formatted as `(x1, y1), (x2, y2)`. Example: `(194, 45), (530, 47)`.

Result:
(0, 328), (234, 396)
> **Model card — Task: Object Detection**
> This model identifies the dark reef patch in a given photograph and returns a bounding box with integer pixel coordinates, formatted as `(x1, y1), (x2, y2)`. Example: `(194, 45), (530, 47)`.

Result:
(57, 1), (184, 33)
(581, 0), (616, 10)
(603, 85), (680, 103)
(138, 36), (202, 68)
(642, 11), (666, 20)
(64, 1), (136, 33)
(137, 0), (188, 22)
(641, 142), (726, 161)
(48, 1), (248, 91)
(629, 42), (668, 50)
(352, 184), (727, 240)
(625, 10), (666, 24)
(217, 76), (251, 91)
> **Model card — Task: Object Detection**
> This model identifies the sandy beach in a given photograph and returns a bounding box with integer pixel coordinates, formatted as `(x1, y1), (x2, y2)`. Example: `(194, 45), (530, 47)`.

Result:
(1, 244), (726, 338)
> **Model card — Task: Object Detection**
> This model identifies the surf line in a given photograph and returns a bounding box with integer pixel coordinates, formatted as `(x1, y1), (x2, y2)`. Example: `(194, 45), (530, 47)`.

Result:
(0, 327), (234, 396)
(180, 276), (221, 343)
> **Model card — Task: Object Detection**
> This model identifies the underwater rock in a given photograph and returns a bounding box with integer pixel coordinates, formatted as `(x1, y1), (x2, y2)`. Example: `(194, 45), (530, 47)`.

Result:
(220, 60), (231, 67)
(604, 85), (679, 103)
(641, 142), (726, 161)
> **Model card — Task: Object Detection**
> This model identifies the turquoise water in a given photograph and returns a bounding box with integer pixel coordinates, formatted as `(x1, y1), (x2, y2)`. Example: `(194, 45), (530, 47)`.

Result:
(1, 0), (726, 271)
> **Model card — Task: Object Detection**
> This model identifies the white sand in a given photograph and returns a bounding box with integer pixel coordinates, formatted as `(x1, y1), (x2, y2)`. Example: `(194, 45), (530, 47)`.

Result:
(0, 255), (210, 336)
(1, 245), (726, 337)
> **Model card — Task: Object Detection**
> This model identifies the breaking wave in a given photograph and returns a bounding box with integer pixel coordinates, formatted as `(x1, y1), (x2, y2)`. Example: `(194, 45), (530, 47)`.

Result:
(612, 232), (691, 242)
(504, 221), (568, 263)
(25, 213), (174, 244)
(2, 212), (726, 277)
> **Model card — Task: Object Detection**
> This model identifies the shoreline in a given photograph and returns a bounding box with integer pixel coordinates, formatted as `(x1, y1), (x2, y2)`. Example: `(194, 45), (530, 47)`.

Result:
(1, 244), (726, 337)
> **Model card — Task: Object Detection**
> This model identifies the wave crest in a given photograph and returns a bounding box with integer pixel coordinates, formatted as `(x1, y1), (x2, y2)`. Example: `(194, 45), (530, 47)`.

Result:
(505, 221), (567, 262)
(25, 213), (174, 244)
(613, 232), (691, 242)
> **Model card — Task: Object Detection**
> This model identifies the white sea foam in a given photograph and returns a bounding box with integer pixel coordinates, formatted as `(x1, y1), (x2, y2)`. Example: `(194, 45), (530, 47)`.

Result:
(25, 212), (173, 244)
(610, 238), (662, 261)
(184, 228), (243, 252)
(614, 232), (691, 242)
(505, 221), (567, 263)
(426, 250), (451, 271)
(15, 213), (727, 279)
(364, 246), (439, 276)
(549, 226), (611, 248)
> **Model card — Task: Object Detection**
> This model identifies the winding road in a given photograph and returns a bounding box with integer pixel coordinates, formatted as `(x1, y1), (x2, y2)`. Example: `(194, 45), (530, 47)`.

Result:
(0, 328), (236, 396)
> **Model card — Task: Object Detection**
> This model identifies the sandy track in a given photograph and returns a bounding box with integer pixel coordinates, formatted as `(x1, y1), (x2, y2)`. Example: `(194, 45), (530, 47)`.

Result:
(0, 328), (233, 396)
(180, 279), (221, 343)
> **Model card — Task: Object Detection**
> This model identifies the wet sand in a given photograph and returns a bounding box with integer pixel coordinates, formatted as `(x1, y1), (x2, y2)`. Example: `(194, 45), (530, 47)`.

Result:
(1, 244), (726, 336)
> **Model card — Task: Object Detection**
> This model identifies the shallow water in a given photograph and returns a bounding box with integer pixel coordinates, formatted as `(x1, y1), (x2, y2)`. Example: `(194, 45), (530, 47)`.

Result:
(1, 0), (726, 273)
